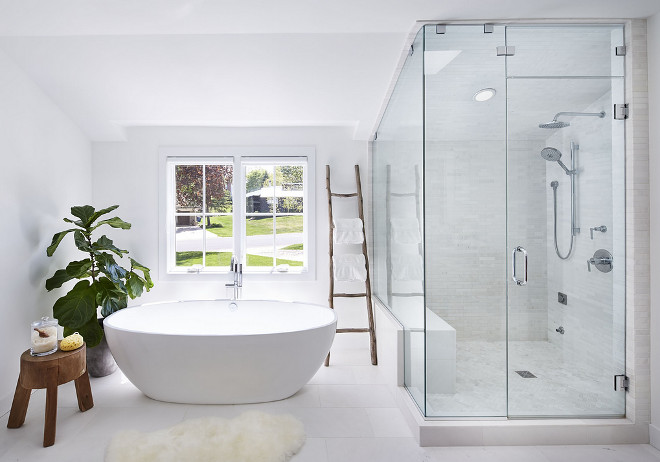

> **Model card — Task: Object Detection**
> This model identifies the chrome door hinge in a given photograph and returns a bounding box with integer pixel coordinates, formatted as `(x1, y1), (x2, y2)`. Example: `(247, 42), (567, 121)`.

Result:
(484, 24), (494, 34)
(497, 46), (515, 56)
(616, 46), (627, 56)
(436, 24), (446, 34)
(614, 104), (629, 120)
(614, 374), (629, 391)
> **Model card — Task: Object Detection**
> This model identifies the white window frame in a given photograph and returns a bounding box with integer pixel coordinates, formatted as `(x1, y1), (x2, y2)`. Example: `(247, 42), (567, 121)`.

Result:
(158, 146), (316, 282)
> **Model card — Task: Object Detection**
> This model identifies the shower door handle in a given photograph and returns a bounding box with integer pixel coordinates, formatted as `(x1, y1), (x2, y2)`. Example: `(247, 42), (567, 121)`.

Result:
(512, 246), (528, 286)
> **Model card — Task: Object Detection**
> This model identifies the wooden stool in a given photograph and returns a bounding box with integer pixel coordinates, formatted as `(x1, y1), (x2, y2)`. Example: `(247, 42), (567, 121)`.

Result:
(7, 342), (94, 447)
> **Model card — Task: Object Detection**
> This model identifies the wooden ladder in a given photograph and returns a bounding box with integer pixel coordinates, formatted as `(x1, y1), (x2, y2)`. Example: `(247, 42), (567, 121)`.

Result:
(386, 164), (424, 306)
(325, 164), (377, 366)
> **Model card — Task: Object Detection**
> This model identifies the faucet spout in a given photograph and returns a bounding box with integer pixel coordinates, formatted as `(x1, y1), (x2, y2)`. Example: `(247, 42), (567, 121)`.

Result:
(226, 256), (243, 289)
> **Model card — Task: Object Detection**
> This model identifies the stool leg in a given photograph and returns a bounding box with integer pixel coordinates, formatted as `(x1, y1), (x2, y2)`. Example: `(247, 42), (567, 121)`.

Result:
(43, 366), (58, 447)
(74, 371), (94, 412)
(7, 378), (31, 429)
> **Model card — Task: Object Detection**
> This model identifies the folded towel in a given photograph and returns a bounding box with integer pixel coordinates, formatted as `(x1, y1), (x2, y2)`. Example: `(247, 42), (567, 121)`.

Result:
(391, 254), (424, 281)
(333, 254), (367, 282)
(334, 218), (364, 245)
(390, 218), (421, 244)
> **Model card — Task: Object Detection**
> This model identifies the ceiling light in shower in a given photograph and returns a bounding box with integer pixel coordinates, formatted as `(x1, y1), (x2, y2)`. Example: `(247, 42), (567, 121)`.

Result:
(473, 88), (496, 102)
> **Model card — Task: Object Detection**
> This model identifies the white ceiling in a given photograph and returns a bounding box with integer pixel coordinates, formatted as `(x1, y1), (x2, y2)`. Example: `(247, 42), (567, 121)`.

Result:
(1, 0), (659, 142)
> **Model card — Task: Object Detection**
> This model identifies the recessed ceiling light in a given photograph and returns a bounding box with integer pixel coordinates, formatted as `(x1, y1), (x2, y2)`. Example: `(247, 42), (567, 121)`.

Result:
(473, 88), (496, 102)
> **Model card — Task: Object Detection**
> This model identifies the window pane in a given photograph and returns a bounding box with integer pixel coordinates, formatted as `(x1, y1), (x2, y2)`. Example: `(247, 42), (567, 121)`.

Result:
(275, 165), (304, 213)
(205, 165), (233, 214)
(175, 165), (202, 213)
(246, 164), (274, 213)
(245, 217), (274, 267)
(206, 215), (233, 268)
(276, 216), (304, 267)
(175, 214), (202, 266)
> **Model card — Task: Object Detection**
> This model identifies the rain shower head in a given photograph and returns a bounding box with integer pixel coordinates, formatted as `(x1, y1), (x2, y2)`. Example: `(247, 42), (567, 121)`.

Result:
(538, 110), (606, 129)
(539, 120), (570, 129)
(541, 147), (573, 175)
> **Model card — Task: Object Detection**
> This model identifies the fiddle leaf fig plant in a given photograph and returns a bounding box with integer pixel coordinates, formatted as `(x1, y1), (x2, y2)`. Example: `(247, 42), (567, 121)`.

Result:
(45, 205), (153, 347)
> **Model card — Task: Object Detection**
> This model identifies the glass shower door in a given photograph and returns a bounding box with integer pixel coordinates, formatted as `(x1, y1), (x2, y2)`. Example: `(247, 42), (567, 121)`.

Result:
(505, 25), (626, 417)
(423, 24), (508, 417)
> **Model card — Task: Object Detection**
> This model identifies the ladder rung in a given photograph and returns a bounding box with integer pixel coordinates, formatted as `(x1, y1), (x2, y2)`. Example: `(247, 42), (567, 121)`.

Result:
(333, 293), (367, 298)
(331, 192), (358, 198)
(337, 328), (369, 333)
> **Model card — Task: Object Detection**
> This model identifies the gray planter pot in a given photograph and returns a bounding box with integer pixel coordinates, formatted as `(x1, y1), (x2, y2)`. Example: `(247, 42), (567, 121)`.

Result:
(86, 333), (117, 377)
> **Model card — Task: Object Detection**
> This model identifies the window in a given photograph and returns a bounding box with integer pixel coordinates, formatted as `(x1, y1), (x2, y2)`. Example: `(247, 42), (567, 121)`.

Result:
(160, 147), (313, 278)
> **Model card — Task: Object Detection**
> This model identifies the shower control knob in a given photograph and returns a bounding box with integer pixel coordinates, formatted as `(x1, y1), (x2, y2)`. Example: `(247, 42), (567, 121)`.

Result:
(589, 225), (607, 240)
(587, 249), (613, 273)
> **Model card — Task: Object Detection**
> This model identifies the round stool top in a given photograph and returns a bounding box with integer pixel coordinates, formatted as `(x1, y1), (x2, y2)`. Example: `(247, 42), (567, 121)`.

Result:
(19, 342), (87, 389)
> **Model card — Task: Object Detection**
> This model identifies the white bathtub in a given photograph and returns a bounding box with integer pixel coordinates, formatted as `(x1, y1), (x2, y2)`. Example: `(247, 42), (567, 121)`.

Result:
(103, 299), (337, 404)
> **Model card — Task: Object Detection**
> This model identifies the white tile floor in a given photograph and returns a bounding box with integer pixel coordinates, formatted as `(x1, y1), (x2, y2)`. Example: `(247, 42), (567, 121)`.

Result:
(1, 342), (659, 461)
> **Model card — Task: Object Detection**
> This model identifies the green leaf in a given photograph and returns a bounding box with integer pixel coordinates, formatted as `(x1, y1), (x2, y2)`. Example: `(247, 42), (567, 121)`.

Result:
(70, 206), (96, 226)
(87, 205), (120, 227)
(130, 257), (154, 290)
(53, 280), (97, 329)
(92, 216), (131, 231)
(94, 278), (128, 317)
(63, 217), (85, 227)
(46, 229), (77, 257)
(73, 230), (92, 252)
(92, 235), (127, 257)
(126, 272), (144, 299)
(66, 259), (93, 278)
(96, 253), (127, 283)
(64, 317), (103, 348)
(45, 269), (75, 291)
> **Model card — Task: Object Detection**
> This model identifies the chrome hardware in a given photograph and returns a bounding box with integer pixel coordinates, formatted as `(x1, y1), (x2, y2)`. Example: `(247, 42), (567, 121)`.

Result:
(615, 46), (627, 56)
(614, 374), (629, 391)
(614, 104), (629, 120)
(556, 326), (565, 334)
(226, 256), (243, 297)
(512, 246), (528, 286)
(409, 45), (414, 56)
(436, 24), (446, 34)
(484, 24), (494, 34)
(587, 249), (613, 273)
(496, 46), (515, 56)
(589, 225), (607, 240)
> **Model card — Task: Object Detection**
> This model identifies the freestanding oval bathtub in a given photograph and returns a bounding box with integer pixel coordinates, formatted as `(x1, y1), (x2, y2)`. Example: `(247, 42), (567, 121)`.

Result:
(103, 299), (337, 404)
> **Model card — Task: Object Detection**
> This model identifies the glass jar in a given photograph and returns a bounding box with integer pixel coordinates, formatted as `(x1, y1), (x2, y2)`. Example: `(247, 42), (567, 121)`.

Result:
(30, 317), (59, 356)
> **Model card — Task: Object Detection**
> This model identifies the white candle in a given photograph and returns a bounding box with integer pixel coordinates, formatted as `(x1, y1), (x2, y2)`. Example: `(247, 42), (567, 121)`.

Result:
(30, 326), (58, 355)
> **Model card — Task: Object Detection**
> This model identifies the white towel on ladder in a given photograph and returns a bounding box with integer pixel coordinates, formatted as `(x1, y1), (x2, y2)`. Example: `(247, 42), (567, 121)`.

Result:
(391, 254), (424, 281)
(333, 218), (364, 245)
(333, 254), (367, 282)
(390, 218), (421, 244)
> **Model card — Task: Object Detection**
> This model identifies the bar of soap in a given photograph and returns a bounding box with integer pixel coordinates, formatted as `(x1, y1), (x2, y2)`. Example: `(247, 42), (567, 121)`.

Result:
(60, 332), (84, 351)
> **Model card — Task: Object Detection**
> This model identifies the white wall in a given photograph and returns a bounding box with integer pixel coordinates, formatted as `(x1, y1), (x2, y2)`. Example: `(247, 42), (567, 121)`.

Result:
(91, 126), (369, 335)
(0, 49), (92, 412)
(648, 11), (660, 449)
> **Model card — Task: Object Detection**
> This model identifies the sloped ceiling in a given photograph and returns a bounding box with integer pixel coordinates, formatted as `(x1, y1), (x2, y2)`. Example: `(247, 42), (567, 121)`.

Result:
(0, 0), (659, 141)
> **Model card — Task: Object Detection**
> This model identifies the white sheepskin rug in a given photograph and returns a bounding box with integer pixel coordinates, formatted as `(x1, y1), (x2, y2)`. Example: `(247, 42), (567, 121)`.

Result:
(105, 411), (305, 462)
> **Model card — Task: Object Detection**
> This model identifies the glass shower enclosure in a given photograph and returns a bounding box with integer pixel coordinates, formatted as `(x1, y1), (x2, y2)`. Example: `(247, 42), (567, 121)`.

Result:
(372, 23), (626, 418)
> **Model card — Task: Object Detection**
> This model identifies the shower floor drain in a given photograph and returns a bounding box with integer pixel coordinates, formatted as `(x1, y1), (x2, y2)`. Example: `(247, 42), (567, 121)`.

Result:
(515, 370), (537, 378)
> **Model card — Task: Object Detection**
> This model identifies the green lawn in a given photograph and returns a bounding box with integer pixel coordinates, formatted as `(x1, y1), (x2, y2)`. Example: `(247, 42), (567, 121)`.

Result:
(176, 251), (303, 267)
(205, 215), (302, 237)
(281, 243), (303, 250)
